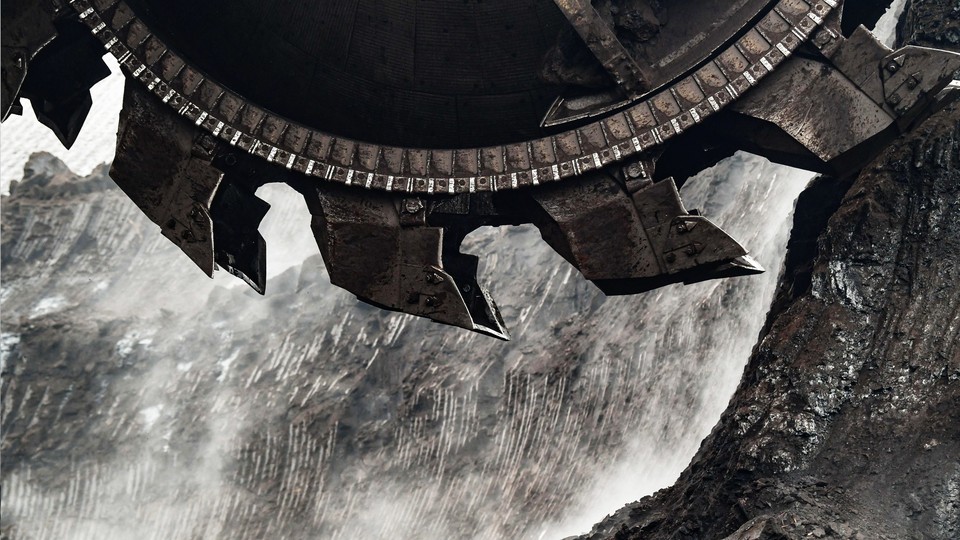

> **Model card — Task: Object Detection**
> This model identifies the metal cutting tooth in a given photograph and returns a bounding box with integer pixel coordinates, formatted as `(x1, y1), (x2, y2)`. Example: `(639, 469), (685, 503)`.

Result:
(304, 184), (509, 339)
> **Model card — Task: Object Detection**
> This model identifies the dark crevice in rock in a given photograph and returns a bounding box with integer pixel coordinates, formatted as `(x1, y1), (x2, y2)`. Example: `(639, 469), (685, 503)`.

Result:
(762, 174), (856, 338)
(577, 99), (960, 540)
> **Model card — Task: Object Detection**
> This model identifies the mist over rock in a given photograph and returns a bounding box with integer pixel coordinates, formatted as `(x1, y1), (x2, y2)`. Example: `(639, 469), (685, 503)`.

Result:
(580, 102), (960, 540)
(2, 143), (808, 539)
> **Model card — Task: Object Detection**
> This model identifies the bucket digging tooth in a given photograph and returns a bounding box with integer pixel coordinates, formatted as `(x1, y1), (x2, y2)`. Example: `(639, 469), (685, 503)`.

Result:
(710, 255), (765, 280)
(542, 0), (646, 127)
(427, 249), (509, 341)
(31, 91), (94, 149)
(110, 80), (221, 277)
(305, 186), (509, 339)
(210, 181), (271, 294)
(541, 87), (632, 128)
(17, 18), (111, 147)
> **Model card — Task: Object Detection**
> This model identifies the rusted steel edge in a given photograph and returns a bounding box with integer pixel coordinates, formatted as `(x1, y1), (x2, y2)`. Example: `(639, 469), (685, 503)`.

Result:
(71, 0), (836, 195)
(552, 0), (650, 96)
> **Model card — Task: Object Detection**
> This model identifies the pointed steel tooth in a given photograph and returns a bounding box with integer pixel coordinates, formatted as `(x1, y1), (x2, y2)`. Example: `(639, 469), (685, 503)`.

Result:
(540, 87), (630, 128)
(210, 181), (270, 294)
(18, 18), (111, 147)
(427, 251), (509, 340)
(31, 91), (94, 149)
(111, 80), (220, 276)
(725, 255), (765, 275)
(632, 179), (758, 278)
(679, 255), (765, 286)
(304, 185), (509, 339)
(528, 170), (762, 296)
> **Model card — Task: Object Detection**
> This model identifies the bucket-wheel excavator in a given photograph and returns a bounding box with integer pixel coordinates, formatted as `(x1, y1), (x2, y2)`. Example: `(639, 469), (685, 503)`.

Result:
(4, 0), (957, 338)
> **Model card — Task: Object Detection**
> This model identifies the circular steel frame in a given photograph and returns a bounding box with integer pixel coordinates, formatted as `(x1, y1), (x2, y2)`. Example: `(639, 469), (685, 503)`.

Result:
(71, 0), (837, 194)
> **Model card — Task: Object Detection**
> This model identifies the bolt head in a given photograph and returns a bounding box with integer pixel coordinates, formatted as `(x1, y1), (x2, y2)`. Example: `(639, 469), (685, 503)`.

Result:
(626, 163), (644, 179)
(404, 199), (423, 214)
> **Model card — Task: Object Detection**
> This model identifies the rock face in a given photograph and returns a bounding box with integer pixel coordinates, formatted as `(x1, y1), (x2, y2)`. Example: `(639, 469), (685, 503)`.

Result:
(576, 2), (960, 538)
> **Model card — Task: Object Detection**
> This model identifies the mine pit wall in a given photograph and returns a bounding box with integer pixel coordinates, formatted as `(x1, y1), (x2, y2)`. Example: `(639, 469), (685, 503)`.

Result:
(577, 0), (960, 538)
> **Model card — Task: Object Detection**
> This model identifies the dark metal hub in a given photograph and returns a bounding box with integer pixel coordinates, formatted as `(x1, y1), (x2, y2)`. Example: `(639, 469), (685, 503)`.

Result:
(125, 0), (568, 148)
(122, 0), (775, 147)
